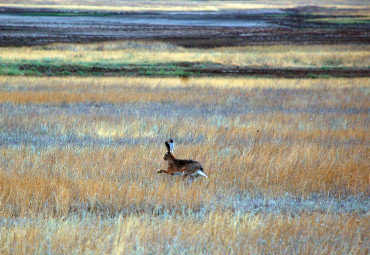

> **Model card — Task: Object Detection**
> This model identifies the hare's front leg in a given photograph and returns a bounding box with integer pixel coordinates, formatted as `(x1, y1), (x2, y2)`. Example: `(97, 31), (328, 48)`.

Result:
(182, 172), (189, 179)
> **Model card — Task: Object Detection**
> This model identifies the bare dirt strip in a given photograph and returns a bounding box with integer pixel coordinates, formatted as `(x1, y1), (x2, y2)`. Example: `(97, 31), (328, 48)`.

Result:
(0, 6), (369, 48)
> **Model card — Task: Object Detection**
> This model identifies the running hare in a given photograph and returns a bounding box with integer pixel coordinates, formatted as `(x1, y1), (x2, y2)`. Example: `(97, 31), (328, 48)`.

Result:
(157, 140), (208, 179)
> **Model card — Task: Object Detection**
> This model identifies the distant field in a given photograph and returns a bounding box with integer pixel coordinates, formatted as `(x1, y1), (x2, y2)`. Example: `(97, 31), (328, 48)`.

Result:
(1, 3), (368, 48)
(0, 76), (368, 253)
(307, 17), (370, 24)
(1, 0), (369, 11)
(1, 42), (369, 77)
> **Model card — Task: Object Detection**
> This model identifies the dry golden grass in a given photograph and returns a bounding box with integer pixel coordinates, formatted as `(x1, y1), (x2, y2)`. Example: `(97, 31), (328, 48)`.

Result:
(1, 213), (368, 254)
(0, 76), (369, 103)
(2, 42), (369, 68)
(0, 76), (369, 253)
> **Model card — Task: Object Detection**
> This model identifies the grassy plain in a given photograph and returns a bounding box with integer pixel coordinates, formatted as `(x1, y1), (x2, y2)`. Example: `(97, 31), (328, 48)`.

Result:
(2, 42), (369, 67)
(0, 76), (369, 254)
(1, 42), (369, 77)
(0, 1), (369, 253)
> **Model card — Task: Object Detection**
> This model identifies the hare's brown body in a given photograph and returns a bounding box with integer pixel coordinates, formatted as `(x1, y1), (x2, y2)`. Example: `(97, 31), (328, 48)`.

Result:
(157, 140), (208, 179)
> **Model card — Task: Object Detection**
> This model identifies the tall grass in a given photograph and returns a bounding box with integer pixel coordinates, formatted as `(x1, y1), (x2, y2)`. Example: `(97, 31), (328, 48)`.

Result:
(1, 213), (367, 254)
(0, 76), (368, 253)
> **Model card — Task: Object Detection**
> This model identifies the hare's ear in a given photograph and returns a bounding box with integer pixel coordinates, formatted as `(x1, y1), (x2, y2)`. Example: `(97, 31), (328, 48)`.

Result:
(169, 139), (174, 153)
(165, 141), (170, 152)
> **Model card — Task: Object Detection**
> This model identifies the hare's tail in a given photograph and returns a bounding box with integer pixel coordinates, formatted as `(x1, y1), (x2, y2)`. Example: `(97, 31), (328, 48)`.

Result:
(197, 168), (208, 178)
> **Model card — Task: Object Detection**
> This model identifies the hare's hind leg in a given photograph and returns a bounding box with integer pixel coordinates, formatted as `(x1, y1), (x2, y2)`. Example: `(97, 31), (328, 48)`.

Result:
(157, 169), (169, 174)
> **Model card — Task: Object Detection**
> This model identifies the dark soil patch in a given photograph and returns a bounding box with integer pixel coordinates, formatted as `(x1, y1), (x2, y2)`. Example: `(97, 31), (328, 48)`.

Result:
(0, 7), (369, 48)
